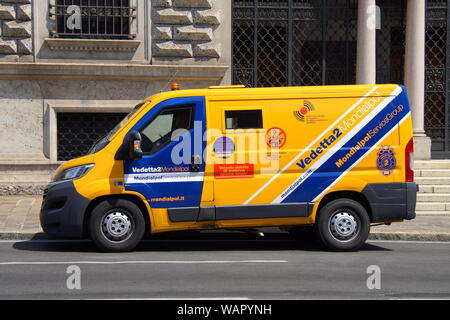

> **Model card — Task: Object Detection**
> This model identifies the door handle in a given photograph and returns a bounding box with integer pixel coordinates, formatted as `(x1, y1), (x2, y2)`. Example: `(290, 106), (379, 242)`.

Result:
(191, 154), (201, 172)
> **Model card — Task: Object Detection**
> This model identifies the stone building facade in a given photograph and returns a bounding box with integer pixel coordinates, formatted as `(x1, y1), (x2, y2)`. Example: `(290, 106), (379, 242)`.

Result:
(0, 0), (446, 193)
(0, 0), (32, 60)
(0, 0), (230, 193)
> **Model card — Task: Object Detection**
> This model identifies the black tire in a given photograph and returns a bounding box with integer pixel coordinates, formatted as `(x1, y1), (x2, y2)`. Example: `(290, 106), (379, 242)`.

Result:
(88, 198), (146, 252)
(315, 199), (370, 252)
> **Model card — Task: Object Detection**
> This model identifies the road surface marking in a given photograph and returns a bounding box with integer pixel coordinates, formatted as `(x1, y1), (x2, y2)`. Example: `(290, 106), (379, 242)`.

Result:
(0, 260), (288, 266)
(93, 297), (251, 301)
(0, 239), (449, 244)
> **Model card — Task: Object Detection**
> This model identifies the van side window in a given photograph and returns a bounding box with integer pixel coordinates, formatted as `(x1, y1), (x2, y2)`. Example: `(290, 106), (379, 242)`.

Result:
(225, 110), (263, 130)
(140, 105), (194, 155)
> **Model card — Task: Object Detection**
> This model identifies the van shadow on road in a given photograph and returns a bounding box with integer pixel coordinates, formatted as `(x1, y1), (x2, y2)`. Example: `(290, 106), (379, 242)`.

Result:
(11, 230), (391, 253)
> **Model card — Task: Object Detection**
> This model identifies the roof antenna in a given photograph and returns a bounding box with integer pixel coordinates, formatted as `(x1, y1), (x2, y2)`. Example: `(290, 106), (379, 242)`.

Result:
(160, 70), (179, 93)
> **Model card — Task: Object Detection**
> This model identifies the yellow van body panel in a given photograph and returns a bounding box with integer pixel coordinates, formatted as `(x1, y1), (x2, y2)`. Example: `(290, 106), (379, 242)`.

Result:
(49, 84), (414, 235)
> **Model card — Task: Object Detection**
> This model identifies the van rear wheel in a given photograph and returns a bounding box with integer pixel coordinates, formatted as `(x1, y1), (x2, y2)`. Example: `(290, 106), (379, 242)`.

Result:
(315, 199), (370, 252)
(89, 199), (145, 252)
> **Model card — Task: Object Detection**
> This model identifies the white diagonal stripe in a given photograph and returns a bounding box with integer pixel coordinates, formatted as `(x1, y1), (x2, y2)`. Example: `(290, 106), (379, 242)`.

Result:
(243, 86), (380, 205)
(272, 86), (402, 204)
(0, 260), (288, 266)
(312, 111), (411, 203)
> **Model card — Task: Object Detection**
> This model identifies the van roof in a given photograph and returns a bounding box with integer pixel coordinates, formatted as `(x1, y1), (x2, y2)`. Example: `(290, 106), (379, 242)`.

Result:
(145, 84), (402, 102)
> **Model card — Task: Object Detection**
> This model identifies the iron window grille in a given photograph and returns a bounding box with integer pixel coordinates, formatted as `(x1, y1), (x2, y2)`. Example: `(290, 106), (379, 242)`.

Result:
(425, 0), (449, 158)
(57, 113), (128, 161)
(376, 0), (406, 85)
(49, 0), (136, 40)
(232, 0), (358, 88)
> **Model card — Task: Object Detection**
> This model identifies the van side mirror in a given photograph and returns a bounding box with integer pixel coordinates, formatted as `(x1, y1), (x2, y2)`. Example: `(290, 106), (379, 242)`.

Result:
(126, 131), (143, 161)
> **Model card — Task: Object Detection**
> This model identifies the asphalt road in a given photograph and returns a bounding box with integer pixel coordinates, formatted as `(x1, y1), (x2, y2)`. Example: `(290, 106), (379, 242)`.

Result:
(0, 231), (449, 300)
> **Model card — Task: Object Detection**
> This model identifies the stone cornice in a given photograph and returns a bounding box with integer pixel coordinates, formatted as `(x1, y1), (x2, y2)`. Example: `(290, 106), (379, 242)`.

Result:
(0, 62), (229, 80)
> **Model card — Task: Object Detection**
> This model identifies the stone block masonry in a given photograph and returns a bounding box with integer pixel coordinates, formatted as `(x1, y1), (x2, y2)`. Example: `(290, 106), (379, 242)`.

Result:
(0, 0), (32, 60)
(152, 0), (221, 59)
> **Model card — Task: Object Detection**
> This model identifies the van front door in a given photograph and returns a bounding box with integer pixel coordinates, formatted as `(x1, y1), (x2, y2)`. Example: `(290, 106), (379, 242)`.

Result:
(123, 97), (206, 222)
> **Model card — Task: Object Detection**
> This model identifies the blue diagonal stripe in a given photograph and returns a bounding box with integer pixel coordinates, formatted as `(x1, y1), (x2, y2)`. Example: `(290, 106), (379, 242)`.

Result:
(281, 94), (410, 204)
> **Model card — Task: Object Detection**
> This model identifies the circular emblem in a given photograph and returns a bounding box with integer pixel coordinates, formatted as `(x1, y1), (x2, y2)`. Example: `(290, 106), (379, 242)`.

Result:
(377, 146), (396, 176)
(266, 127), (287, 149)
(214, 137), (235, 159)
(300, 107), (309, 115)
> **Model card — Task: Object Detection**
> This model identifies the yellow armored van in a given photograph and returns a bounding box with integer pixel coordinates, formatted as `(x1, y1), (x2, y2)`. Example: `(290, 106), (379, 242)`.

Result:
(40, 84), (417, 252)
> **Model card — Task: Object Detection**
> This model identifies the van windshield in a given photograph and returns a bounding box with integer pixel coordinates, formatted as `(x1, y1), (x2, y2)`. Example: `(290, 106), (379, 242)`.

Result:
(88, 101), (147, 154)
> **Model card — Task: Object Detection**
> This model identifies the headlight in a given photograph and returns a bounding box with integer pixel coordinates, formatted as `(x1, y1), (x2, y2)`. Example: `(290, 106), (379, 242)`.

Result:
(55, 164), (94, 182)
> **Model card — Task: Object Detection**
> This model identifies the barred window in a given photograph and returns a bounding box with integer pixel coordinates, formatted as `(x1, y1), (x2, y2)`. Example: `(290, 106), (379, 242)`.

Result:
(50, 0), (136, 39)
(376, 0), (406, 84)
(232, 0), (358, 88)
(57, 113), (128, 161)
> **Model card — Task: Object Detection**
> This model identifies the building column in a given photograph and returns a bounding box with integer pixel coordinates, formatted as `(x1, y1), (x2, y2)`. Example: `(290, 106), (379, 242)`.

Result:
(404, 0), (431, 160)
(356, 0), (377, 84)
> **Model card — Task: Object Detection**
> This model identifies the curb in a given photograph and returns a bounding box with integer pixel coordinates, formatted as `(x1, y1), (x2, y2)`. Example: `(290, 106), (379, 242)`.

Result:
(369, 232), (450, 242)
(0, 232), (50, 241)
(0, 232), (450, 242)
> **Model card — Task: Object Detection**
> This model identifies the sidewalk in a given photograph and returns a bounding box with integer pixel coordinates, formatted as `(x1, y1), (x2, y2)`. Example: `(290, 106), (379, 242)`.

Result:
(1, 195), (450, 241)
(0, 196), (43, 239)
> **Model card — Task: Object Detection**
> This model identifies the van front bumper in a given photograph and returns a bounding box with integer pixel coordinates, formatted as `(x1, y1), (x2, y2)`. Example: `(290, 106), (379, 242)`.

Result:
(40, 180), (90, 238)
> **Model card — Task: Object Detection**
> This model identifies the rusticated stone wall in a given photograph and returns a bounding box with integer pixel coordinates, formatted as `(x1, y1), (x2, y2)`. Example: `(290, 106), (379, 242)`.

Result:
(152, 0), (222, 59)
(0, 0), (32, 61)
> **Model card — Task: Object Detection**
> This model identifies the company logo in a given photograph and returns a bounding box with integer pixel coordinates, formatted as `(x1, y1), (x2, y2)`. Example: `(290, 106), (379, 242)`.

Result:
(266, 127), (287, 149)
(294, 100), (315, 122)
(131, 166), (189, 173)
(214, 137), (235, 159)
(377, 146), (396, 176)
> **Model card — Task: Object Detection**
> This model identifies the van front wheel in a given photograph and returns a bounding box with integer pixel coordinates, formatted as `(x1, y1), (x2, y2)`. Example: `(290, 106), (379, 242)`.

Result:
(315, 199), (370, 252)
(89, 199), (145, 252)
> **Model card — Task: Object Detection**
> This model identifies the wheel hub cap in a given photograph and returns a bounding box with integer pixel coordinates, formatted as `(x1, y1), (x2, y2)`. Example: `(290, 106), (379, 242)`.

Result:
(330, 212), (358, 241)
(102, 212), (132, 241)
